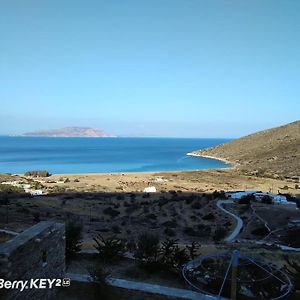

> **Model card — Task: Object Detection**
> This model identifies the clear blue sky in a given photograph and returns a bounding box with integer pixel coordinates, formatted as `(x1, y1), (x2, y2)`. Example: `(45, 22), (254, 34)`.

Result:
(1, 0), (299, 137)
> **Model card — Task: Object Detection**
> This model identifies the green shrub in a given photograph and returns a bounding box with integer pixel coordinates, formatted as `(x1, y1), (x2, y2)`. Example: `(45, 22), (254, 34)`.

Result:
(283, 256), (300, 290)
(191, 201), (202, 210)
(112, 225), (121, 234)
(251, 226), (269, 236)
(184, 196), (194, 205)
(172, 246), (189, 268)
(164, 227), (176, 237)
(126, 239), (136, 252)
(213, 227), (227, 241)
(281, 193), (296, 202)
(103, 207), (120, 218)
(283, 228), (300, 248)
(162, 219), (178, 228)
(89, 262), (110, 299)
(135, 232), (160, 264)
(261, 195), (273, 204)
(160, 238), (188, 269)
(239, 194), (256, 204)
(203, 213), (215, 221)
(31, 181), (43, 190)
(186, 241), (201, 260)
(24, 170), (50, 177)
(160, 238), (177, 267)
(0, 195), (10, 205)
(145, 213), (157, 220)
(195, 224), (211, 237)
(158, 197), (169, 207)
(65, 220), (83, 263)
(32, 212), (40, 222)
(183, 226), (198, 237)
(212, 190), (227, 199)
(0, 184), (24, 193)
(93, 234), (125, 262)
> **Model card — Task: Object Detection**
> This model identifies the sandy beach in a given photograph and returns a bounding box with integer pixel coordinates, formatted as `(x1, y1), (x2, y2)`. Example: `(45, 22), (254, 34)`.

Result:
(186, 152), (234, 167)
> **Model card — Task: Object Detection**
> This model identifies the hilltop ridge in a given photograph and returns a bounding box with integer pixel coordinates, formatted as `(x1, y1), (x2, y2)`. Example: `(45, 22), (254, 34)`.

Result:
(191, 121), (300, 179)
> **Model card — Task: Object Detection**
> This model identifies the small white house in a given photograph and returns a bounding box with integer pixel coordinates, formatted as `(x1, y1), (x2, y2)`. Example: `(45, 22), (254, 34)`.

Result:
(272, 195), (287, 204)
(30, 190), (43, 196)
(227, 191), (256, 200)
(227, 191), (297, 207)
(143, 186), (156, 193)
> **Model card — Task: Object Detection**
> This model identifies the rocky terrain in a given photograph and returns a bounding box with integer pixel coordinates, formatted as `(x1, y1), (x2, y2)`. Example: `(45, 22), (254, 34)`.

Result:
(23, 126), (116, 137)
(191, 120), (300, 180)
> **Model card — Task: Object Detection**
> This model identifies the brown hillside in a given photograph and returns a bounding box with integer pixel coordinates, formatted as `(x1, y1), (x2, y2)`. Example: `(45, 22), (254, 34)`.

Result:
(192, 121), (300, 180)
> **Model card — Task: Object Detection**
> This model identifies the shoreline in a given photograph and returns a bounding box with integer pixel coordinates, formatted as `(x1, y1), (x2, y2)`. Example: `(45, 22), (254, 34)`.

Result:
(13, 167), (231, 178)
(4, 153), (235, 177)
(186, 152), (234, 167)
(7, 154), (234, 177)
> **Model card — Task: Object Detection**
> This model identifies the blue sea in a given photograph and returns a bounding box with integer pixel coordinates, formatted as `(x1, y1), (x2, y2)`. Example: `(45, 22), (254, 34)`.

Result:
(0, 137), (230, 174)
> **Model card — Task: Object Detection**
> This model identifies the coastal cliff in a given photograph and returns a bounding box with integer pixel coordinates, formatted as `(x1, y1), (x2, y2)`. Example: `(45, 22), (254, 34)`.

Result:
(190, 121), (300, 179)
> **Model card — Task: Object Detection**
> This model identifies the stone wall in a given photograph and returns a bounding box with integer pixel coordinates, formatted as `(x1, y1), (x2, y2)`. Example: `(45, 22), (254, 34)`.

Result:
(0, 221), (65, 300)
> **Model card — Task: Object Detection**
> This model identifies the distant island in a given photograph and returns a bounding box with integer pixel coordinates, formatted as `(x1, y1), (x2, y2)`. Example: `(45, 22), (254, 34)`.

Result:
(22, 127), (116, 138)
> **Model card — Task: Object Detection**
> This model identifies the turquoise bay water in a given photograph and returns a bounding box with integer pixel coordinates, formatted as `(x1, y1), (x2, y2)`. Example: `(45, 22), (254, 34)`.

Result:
(0, 137), (230, 174)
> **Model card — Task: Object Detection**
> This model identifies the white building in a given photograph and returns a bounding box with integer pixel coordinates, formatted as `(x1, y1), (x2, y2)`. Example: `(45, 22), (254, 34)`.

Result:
(143, 186), (157, 193)
(227, 191), (297, 207)
(227, 190), (256, 200)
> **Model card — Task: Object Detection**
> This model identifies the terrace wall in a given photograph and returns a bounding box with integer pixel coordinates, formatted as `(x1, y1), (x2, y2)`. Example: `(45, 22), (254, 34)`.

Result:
(0, 221), (65, 300)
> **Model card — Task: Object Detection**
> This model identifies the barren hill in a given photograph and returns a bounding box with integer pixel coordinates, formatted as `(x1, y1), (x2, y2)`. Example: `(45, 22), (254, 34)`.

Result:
(23, 127), (116, 138)
(191, 121), (300, 179)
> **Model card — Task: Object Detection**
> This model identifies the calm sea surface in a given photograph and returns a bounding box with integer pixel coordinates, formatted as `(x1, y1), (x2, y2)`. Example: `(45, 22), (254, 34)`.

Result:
(0, 137), (230, 174)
